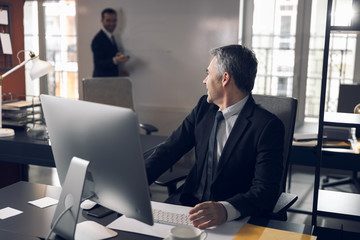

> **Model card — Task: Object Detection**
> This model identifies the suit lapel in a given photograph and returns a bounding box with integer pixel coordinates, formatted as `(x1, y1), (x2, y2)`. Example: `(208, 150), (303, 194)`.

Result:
(197, 105), (218, 177)
(214, 96), (256, 178)
(100, 30), (118, 52)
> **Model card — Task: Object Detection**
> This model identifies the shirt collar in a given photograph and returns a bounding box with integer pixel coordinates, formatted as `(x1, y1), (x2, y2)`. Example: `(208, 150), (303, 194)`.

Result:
(221, 95), (249, 119)
(101, 27), (113, 40)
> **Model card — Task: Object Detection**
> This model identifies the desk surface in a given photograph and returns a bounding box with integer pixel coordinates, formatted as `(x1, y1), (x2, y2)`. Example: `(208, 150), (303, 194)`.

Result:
(0, 128), (167, 168)
(0, 181), (161, 240)
(0, 181), (314, 240)
(0, 128), (54, 167)
(4, 123), (358, 173)
(0, 230), (40, 240)
(291, 122), (360, 170)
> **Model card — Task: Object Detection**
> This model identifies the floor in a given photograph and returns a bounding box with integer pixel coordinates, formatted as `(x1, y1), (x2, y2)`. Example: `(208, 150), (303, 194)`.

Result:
(287, 166), (360, 233)
(28, 164), (360, 234)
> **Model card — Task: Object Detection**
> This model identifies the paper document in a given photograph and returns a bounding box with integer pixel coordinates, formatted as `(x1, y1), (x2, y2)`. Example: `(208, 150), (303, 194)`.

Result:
(2, 101), (36, 109)
(107, 201), (248, 240)
(0, 207), (23, 220)
(28, 197), (59, 208)
(0, 33), (12, 54)
(0, 9), (8, 25)
(233, 223), (317, 240)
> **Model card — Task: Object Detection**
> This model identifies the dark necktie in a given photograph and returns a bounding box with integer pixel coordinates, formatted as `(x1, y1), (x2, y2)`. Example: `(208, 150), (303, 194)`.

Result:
(111, 35), (117, 49)
(202, 111), (224, 201)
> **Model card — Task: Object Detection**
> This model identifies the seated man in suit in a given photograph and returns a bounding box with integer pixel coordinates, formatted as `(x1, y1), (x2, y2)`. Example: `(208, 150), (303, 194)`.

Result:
(145, 44), (284, 229)
(91, 8), (129, 77)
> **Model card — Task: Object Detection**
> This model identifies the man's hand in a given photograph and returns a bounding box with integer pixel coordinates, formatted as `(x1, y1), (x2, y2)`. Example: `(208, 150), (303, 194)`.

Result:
(188, 201), (227, 229)
(114, 52), (129, 63)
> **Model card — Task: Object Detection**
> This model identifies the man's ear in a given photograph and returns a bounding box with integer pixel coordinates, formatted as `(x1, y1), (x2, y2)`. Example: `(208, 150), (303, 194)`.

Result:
(222, 72), (230, 86)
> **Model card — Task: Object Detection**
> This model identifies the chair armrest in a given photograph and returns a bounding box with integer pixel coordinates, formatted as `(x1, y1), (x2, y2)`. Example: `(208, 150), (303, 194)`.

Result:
(139, 123), (159, 135)
(263, 192), (298, 221)
(154, 168), (189, 195)
(155, 169), (189, 187)
(273, 192), (298, 215)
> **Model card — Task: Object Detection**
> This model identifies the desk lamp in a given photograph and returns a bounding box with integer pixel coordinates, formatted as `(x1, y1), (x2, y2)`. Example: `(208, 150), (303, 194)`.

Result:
(355, 103), (360, 114)
(0, 50), (54, 137)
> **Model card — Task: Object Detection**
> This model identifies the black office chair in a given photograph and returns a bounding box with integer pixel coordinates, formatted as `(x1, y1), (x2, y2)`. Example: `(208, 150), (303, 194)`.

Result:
(322, 83), (360, 192)
(82, 77), (158, 135)
(253, 94), (298, 220)
(154, 94), (298, 220)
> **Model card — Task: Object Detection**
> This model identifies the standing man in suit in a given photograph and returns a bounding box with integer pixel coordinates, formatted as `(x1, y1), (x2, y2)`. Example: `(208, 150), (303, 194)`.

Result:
(91, 8), (129, 77)
(145, 45), (284, 229)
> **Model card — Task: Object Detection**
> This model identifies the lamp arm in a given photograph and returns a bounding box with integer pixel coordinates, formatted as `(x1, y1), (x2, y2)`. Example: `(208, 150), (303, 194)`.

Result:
(1, 56), (36, 80)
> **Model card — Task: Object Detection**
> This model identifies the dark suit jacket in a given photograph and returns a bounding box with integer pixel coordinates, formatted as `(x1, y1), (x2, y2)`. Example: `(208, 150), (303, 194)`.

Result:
(145, 94), (284, 218)
(91, 30), (119, 77)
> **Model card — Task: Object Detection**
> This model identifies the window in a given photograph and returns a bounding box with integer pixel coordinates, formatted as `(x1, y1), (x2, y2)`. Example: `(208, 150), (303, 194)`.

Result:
(250, 0), (297, 98)
(306, 0), (356, 118)
(24, 1), (40, 98)
(25, 0), (359, 114)
(24, 0), (78, 99)
(240, 0), (359, 121)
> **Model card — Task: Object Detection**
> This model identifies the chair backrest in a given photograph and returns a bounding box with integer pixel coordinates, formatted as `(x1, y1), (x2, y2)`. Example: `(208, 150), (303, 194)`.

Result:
(82, 77), (134, 110)
(252, 94), (298, 193)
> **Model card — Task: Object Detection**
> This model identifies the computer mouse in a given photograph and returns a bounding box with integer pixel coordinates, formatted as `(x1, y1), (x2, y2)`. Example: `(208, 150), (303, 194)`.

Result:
(80, 199), (97, 210)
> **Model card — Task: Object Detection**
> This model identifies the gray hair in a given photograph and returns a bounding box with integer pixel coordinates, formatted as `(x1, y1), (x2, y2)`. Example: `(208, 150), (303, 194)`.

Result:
(210, 45), (258, 94)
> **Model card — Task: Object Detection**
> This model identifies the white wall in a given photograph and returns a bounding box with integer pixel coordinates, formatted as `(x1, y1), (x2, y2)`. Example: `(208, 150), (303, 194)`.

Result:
(77, 0), (239, 135)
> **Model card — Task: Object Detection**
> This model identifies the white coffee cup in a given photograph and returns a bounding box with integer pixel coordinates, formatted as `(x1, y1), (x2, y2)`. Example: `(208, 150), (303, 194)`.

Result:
(169, 225), (207, 240)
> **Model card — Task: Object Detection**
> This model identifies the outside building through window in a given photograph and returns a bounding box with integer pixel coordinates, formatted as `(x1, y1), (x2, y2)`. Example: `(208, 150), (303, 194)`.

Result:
(24, 0), (78, 99)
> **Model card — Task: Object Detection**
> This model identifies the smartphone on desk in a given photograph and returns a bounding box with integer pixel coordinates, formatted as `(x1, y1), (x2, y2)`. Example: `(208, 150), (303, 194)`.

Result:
(86, 205), (114, 218)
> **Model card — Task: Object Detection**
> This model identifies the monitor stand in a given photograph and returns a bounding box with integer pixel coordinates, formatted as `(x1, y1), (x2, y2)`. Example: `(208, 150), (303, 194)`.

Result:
(51, 157), (118, 240)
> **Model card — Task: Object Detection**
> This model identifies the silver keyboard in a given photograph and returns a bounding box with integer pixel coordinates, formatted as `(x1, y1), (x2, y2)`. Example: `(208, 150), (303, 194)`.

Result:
(152, 208), (192, 226)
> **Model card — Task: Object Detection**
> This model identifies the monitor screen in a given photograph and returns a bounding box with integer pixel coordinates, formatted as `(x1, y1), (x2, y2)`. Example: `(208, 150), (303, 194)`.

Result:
(337, 83), (360, 113)
(337, 84), (360, 138)
(40, 95), (153, 226)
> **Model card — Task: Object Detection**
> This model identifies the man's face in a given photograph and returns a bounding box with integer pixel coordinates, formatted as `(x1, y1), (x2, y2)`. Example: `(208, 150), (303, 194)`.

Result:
(203, 57), (223, 104)
(101, 13), (117, 33)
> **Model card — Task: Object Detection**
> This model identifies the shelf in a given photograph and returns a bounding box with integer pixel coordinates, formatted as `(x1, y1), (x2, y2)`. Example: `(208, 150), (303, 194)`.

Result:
(324, 112), (360, 127)
(318, 190), (360, 221)
(2, 100), (41, 109)
(2, 100), (42, 127)
(312, 0), (360, 227)
(330, 25), (360, 33)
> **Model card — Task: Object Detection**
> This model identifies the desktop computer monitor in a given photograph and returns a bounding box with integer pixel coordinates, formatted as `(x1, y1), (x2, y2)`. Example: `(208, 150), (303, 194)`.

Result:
(40, 95), (153, 239)
(338, 83), (360, 138)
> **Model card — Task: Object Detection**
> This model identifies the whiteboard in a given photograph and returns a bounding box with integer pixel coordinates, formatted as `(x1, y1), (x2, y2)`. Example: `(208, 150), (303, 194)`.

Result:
(77, 0), (239, 134)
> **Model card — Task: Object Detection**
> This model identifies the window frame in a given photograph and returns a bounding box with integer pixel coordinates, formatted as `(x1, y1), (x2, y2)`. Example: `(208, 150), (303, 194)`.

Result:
(240, 0), (360, 123)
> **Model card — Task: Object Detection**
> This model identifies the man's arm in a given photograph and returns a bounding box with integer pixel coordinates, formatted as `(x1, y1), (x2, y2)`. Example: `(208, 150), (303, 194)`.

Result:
(145, 97), (209, 185)
(92, 45), (116, 70)
(227, 117), (284, 217)
(91, 34), (117, 71)
(189, 116), (284, 229)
